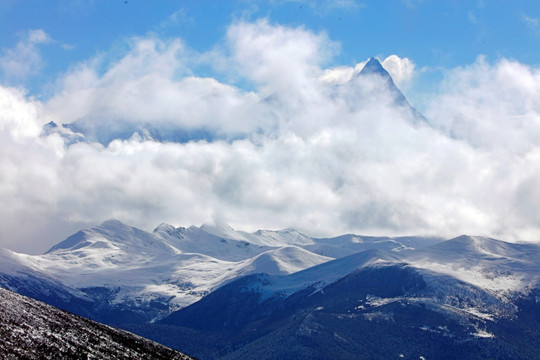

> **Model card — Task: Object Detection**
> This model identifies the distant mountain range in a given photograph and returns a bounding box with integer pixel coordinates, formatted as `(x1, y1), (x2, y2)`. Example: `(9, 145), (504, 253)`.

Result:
(0, 219), (441, 323)
(1, 218), (539, 359)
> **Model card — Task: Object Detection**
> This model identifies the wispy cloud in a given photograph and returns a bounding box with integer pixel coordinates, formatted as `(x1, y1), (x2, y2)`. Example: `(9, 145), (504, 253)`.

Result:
(468, 11), (478, 25)
(158, 7), (194, 30)
(523, 15), (540, 37)
(0, 29), (51, 81)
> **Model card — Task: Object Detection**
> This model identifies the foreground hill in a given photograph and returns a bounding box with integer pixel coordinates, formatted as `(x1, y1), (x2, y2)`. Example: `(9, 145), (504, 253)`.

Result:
(0, 287), (194, 359)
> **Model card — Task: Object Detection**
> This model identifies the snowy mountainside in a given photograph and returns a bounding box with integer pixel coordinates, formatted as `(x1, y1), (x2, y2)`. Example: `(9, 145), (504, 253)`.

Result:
(258, 235), (540, 306)
(45, 219), (177, 258)
(264, 248), (401, 297)
(0, 287), (193, 359)
(153, 222), (271, 261)
(175, 236), (537, 319)
(157, 239), (540, 359)
(238, 227), (315, 247)
(0, 219), (341, 319)
(2, 219), (539, 339)
(407, 235), (540, 294)
(306, 234), (440, 258)
(234, 246), (333, 278)
(156, 263), (540, 359)
(0, 248), (93, 317)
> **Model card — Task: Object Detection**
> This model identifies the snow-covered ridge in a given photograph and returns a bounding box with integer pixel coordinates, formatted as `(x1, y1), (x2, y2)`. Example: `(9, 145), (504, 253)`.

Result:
(264, 248), (401, 297)
(237, 246), (333, 277)
(1, 219), (539, 324)
(46, 219), (175, 257)
(408, 235), (540, 294)
(3, 219), (340, 312)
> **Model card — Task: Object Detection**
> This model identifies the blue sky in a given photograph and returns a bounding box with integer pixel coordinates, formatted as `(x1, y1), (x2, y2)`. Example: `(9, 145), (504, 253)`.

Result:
(2, 0), (540, 99)
(2, 1), (540, 253)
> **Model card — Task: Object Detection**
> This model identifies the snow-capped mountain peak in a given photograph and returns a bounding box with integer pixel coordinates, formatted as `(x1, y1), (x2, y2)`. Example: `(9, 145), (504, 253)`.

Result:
(199, 223), (248, 241)
(359, 57), (391, 77)
(247, 228), (314, 247)
(153, 221), (315, 250)
(45, 219), (176, 258)
(353, 56), (426, 123)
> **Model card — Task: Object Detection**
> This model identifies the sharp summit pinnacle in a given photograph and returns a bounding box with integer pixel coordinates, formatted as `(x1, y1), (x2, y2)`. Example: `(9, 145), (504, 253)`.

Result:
(359, 57), (391, 77)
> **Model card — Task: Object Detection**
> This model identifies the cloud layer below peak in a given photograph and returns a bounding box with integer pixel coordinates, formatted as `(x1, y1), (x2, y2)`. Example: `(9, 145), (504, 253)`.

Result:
(2, 21), (540, 253)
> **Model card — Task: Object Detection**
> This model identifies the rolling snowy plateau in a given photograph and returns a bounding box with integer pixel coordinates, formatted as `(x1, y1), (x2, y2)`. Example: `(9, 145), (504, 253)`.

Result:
(1, 218), (540, 359)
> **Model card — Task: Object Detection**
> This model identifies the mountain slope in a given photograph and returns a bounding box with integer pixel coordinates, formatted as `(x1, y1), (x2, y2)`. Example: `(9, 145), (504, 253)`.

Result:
(0, 219), (340, 324)
(3, 219), (539, 359)
(357, 57), (409, 105)
(157, 255), (540, 359)
(408, 235), (540, 294)
(153, 222), (270, 261)
(0, 287), (194, 359)
(162, 245), (520, 332)
(0, 248), (94, 317)
(156, 264), (540, 359)
(45, 219), (176, 258)
(306, 234), (440, 258)
(154, 236), (540, 359)
(354, 57), (427, 123)
(235, 246), (332, 277)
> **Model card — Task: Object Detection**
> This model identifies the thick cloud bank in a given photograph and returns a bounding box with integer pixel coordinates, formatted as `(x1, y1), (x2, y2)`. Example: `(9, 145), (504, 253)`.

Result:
(2, 21), (540, 253)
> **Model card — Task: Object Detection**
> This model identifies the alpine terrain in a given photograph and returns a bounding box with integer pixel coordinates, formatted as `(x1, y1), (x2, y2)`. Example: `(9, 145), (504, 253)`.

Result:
(1, 59), (539, 359)
(1, 219), (539, 359)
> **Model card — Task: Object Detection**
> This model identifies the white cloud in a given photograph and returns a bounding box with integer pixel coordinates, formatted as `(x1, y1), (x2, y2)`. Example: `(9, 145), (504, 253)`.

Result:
(2, 22), (540, 254)
(382, 55), (415, 86)
(426, 56), (540, 153)
(0, 86), (44, 139)
(318, 55), (414, 87)
(0, 85), (67, 253)
(226, 19), (338, 97)
(27, 29), (51, 44)
(0, 29), (51, 81)
(319, 61), (365, 84)
(45, 36), (264, 138)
